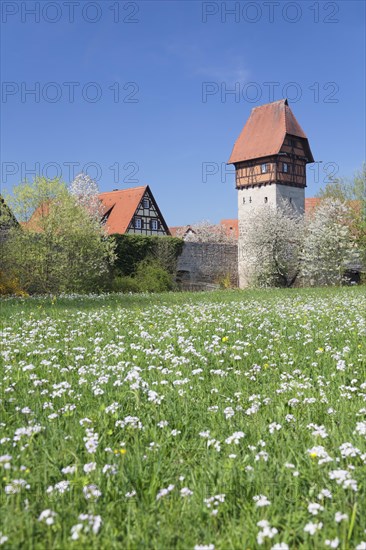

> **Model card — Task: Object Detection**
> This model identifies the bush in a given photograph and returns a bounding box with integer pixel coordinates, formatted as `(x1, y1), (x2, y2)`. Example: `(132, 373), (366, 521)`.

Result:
(111, 260), (175, 293)
(111, 275), (140, 293)
(112, 234), (183, 276)
(2, 177), (116, 295)
(135, 260), (175, 292)
(0, 271), (28, 297)
(217, 273), (235, 289)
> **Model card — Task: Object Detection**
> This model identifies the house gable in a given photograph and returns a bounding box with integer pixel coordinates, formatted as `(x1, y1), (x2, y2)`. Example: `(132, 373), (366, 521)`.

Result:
(126, 186), (170, 236)
(99, 186), (170, 236)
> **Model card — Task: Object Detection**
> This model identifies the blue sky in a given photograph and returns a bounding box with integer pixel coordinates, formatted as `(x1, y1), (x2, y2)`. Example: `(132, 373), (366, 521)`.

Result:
(1, 0), (365, 226)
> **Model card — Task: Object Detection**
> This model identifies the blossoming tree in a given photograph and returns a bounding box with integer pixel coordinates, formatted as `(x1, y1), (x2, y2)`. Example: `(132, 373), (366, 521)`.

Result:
(2, 176), (116, 293)
(300, 198), (359, 286)
(238, 202), (304, 287)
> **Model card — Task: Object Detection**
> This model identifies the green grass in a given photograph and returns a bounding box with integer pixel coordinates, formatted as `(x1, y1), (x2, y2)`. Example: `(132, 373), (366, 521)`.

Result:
(1, 287), (365, 549)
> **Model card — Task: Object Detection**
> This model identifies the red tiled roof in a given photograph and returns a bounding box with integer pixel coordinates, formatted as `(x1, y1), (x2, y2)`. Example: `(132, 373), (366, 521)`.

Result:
(98, 186), (147, 235)
(228, 99), (314, 164)
(169, 225), (195, 238)
(220, 219), (239, 239)
(305, 198), (321, 212)
(305, 197), (361, 215)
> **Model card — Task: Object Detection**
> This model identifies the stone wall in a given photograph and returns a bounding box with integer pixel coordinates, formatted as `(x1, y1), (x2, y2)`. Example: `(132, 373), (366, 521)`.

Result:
(176, 242), (238, 290)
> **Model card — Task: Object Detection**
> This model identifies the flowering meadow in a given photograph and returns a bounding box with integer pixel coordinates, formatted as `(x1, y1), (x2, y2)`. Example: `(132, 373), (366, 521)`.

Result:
(1, 287), (366, 549)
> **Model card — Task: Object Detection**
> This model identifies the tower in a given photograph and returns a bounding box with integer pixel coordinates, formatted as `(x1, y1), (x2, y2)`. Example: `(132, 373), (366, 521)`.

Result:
(228, 99), (314, 287)
(229, 99), (314, 213)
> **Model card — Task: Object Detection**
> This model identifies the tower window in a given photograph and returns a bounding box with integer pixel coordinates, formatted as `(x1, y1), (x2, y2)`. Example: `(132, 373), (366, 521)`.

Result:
(264, 197), (268, 203)
(261, 163), (267, 174)
(143, 198), (150, 209)
(283, 163), (288, 173)
(135, 218), (142, 229)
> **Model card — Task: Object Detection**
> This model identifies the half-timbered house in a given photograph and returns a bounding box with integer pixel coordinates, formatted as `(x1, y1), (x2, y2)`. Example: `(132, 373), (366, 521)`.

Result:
(98, 185), (170, 236)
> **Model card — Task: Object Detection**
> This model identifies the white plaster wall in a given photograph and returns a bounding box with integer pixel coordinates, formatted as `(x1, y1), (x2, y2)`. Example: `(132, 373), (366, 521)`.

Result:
(237, 184), (305, 288)
(238, 184), (277, 217)
(276, 184), (305, 214)
(238, 185), (277, 288)
(238, 184), (305, 217)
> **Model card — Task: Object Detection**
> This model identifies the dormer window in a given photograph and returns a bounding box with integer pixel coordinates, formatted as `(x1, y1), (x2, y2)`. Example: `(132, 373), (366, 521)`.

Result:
(143, 198), (150, 209)
(261, 163), (267, 174)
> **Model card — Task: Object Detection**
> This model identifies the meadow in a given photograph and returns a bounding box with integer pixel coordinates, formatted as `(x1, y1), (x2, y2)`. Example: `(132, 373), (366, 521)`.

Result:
(1, 287), (365, 549)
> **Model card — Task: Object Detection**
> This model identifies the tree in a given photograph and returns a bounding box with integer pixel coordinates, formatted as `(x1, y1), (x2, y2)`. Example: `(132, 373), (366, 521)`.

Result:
(2, 177), (116, 294)
(300, 198), (359, 286)
(317, 164), (366, 263)
(69, 172), (102, 220)
(238, 202), (304, 288)
(317, 163), (365, 202)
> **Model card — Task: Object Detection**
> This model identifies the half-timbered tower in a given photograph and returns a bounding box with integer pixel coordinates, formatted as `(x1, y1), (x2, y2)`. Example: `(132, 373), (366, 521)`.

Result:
(228, 99), (314, 214)
(228, 99), (314, 287)
(99, 185), (170, 236)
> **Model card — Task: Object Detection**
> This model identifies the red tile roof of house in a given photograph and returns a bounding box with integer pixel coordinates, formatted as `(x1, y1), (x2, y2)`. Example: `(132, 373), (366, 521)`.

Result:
(305, 197), (361, 215)
(98, 186), (147, 235)
(305, 197), (321, 212)
(228, 99), (314, 164)
(220, 219), (239, 239)
(169, 225), (195, 238)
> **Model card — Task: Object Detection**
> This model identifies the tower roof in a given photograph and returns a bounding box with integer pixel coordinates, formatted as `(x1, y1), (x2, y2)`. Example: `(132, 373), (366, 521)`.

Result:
(228, 99), (314, 164)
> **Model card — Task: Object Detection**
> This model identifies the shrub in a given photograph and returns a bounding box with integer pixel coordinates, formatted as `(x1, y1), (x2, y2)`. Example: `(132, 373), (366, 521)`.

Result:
(135, 260), (175, 292)
(217, 273), (235, 289)
(111, 275), (140, 293)
(2, 177), (116, 295)
(0, 271), (28, 297)
(111, 260), (175, 293)
(112, 234), (183, 277)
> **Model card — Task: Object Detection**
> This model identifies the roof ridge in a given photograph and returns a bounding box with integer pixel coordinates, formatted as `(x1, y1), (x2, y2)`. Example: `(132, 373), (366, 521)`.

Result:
(99, 185), (147, 195)
(252, 98), (288, 110)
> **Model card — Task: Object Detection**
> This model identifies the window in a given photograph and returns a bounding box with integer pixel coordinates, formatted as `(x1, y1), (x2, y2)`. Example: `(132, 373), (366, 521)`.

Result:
(249, 196), (252, 203)
(135, 218), (142, 229)
(243, 197), (245, 204)
(261, 163), (267, 174)
(143, 198), (150, 209)
(150, 219), (159, 230)
(264, 197), (268, 203)
(283, 163), (288, 173)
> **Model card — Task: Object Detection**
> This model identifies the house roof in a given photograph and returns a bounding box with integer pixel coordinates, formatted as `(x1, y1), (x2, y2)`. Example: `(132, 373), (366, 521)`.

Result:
(220, 219), (239, 239)
(170, 221), (239, 240)
(22, 185), (169, 236)
(99, 185), (171, 235)
(304, 198), (321, 212)
(169, 225), (195, 238)
(98, 186), (147, 234)
(228, 99), (314, 164)
(305, 197), (362, 215)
